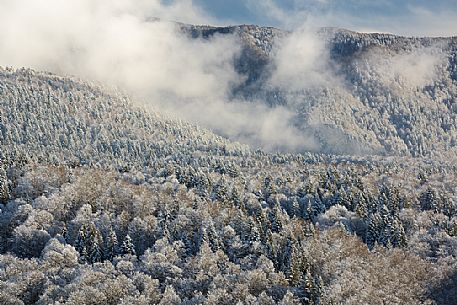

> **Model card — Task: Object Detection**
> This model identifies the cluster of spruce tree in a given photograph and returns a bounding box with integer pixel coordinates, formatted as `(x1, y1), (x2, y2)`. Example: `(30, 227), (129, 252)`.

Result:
(1, 149), (457, 303)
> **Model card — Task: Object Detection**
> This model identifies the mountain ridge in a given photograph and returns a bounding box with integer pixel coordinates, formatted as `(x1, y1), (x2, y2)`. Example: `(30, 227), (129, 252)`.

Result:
(175, 22), (457, 158)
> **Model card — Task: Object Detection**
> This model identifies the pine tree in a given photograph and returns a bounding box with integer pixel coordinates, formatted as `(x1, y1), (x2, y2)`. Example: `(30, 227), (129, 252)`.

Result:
(121, 234), (136, 256)
(290, 198), (300, 217)
(264, 175), (277, 200)
(248, 218), (261, 245)
(104, 228), (119, 261)
(265, 228), (275, 261)
(391, 218), (407, 247)
(420, 187), (437, 211)
(311, 192), (325, 219)
(212, 177), (228, 202)
(80, 245), (88, 264)
(230, 187), (242, 207)
(313, 274), (324, 305)
(356, 194), (368, 218)
(296, 268), (324, 305)
(0, 165), (9, 204)
(289, 240), (303, 285)
(87, 225), (103, 263)
(301, 196), (313, 221)
(270, 200), (283, 232)
(75, 225), (88, 263)
(366, 212), (383, 249)
(276, 238), (292, 277)
(206, 220), (222, 252)
(196, 171), (211, 197)
(297, 269), (315, 305)
(379, 204), (393, 247)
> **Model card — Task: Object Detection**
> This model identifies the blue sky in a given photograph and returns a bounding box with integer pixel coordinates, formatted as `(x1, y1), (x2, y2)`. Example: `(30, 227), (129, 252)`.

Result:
(189, 0), (457, 36)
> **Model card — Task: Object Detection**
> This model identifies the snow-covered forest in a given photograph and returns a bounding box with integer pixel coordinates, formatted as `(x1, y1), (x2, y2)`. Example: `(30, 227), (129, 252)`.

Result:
(1, 63), (457, 304)
(201, 24), (457, 157)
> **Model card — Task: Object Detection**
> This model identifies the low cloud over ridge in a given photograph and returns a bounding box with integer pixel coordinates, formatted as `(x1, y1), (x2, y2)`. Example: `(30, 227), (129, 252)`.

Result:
(0, 0), (453, 155)
(0, 0), (328, 152)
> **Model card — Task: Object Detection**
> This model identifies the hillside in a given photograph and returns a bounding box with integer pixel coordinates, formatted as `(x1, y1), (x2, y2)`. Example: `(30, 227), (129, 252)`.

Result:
(0, 67), (457, 304)
(0, 67), (251, 170)
(182, 24), (457, 157)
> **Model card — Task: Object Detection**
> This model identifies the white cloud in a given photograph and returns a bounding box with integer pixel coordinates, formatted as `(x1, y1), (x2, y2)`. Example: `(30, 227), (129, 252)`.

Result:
(0, 0), (323, 152)
(268, 26), (331, 90)
(372, 48), (447, 88)
(0, 0), (454, 155)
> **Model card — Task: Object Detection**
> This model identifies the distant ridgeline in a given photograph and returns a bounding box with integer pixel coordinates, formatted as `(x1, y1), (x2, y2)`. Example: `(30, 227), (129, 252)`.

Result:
(183, 24), (457, 158)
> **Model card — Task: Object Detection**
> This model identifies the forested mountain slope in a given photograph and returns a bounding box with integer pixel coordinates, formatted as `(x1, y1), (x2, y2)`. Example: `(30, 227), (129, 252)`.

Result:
(184, 24), (457, 157)
(1, 68), (457, 304)
(0, 67), (249, 170)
